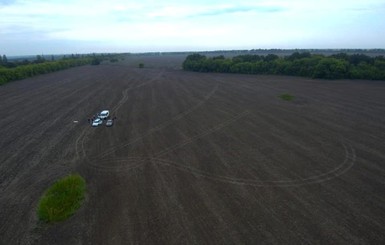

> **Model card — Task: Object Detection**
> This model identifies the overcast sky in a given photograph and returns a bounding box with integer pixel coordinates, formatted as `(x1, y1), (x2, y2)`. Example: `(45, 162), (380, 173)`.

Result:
(1, 0), (384, 56)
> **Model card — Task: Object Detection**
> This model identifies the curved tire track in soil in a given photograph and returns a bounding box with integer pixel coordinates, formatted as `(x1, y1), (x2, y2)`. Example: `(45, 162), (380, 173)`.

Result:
(96, 83), (219, 159)
(84, 106), (355, 187)
(151, 138), (356, 187)
(85, 110), (245, 172)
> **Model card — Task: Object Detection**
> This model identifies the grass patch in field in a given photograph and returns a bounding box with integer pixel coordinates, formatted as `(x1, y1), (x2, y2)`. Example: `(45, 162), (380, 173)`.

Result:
(37, 174), (86, 223)
(279, 93), (295, 101)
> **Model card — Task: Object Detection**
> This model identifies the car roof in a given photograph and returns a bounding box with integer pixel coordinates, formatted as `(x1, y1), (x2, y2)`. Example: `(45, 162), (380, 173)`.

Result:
(100, 110), (109, 114)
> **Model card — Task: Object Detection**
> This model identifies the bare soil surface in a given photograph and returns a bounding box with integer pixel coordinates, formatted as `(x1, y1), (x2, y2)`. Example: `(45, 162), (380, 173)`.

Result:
(1, 58), (385, 244)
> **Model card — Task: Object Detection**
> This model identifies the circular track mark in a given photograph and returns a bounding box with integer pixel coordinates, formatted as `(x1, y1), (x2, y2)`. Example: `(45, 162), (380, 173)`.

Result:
(150, 138), (356, 187)
(84, 157), (147, 173)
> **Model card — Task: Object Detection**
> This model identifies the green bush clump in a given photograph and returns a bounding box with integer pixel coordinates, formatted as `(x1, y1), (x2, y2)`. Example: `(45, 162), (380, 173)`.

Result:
(37, 174), (86, 222)
(279, 93), (295, 101)
(91, 58), (101, 65)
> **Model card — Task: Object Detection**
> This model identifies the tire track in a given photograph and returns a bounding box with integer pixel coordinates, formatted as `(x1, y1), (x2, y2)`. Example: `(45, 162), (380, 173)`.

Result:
(152, 111), (250, 158)
(74, 128), (90, 161)
(151, 137), (356, 187)
(85, 110), (248, 172)
(85, 157), (146, 174)
(111, 69), (165, 115)
(111, 87), (129, 116)
(84, 111), (355, 187)
(0, 85), (105, 186)
(96, 83), (219, 159)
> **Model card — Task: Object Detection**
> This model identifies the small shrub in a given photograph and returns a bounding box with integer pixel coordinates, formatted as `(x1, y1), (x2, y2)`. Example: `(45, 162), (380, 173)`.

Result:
(91, 58), (101, 65)
(139, 63), (144, 68)
(279, 93), (295, 101)
(37, 174), (86, 222)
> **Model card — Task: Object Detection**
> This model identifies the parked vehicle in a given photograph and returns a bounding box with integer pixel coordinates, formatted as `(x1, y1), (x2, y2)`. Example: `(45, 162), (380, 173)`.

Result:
(92, 118), (103, 127)
(106, 119), (114, 127)
(98, 110), (110, 119)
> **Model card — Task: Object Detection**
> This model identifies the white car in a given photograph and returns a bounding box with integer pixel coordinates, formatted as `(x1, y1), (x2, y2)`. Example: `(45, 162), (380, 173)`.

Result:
(92, 118), (103, 127)
(98, 110), (109, 119)
(106, 119), (114, 127)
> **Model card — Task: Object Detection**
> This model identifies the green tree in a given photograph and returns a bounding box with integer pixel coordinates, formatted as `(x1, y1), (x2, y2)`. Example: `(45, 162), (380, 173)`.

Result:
(0, 57), (92, 85)
(212, 55), (224, 60)
(185, 53), (206, 61)
(349, 54), (373, 65)
(91, 58), (101, 65)
(331, 53), (349, 61)
(286, 51), (311, 61)
(233, 55), (262, 63)
(264, 54), (279, 62)
(35, 55), (45, 63)
(313, 58), (348, 79)
(374, 59), (385, 70)
(182, 54), (207, 71)
(182, 52), (385, 81)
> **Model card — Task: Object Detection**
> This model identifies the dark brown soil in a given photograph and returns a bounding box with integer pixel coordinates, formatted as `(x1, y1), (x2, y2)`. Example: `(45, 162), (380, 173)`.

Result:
(1, 57), (385, 244)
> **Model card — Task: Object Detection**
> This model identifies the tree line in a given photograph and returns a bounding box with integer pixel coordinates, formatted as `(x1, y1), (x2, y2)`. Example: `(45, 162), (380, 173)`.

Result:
(0, 53), (123, 85)
(0, 57), (92, 85)
(182, 52), (385, 80)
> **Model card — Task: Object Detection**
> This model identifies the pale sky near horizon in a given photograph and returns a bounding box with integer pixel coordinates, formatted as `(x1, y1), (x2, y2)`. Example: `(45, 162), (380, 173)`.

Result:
(1, 0), (384, 56)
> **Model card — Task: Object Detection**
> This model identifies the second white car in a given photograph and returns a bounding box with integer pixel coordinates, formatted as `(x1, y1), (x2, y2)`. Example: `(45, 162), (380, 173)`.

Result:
(92, 118), (103, 127)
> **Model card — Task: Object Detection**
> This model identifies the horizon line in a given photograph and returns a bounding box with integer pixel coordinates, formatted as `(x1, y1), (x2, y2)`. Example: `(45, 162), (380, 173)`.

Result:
(5, 48), (385, 58)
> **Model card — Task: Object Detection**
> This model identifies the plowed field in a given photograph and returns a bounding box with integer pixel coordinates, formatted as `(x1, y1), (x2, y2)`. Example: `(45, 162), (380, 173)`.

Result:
(1, 59), (385, 244)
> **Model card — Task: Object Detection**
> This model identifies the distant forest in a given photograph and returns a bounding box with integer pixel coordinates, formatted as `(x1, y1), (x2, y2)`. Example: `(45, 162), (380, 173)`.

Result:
(0, 54), (122, 85)
(182, 52), (385, 80)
